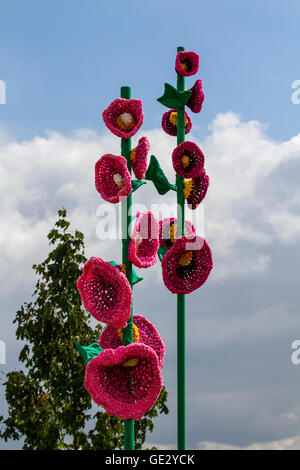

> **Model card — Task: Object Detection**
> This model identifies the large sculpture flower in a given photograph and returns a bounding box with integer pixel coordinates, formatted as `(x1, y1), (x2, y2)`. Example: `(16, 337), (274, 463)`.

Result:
(128, 211), (159, 268)
(172, 141), (205, 179)
(175, 51), (199, 77)
(77, 257), (132, 329)
(84, 343), (163, 419)
(186, 79), (205, 113)
(99, 314), (166, 368)
(102, 98), (144, 139)
(183, 169), (209, 210)
(162, 235), (213, 294)
(130, 136), (150, 180)
(159, 217), (195, 249)
(162, 109), (192, 136)
(95, 154), (132, 203)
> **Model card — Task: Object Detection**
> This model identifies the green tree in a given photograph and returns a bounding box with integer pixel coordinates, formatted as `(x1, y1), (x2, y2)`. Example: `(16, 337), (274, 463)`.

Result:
(0, 209), (168, 450)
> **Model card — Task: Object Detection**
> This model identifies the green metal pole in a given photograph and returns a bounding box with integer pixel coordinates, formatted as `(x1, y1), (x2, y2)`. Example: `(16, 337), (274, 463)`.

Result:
(176, 46), (186, 450)
(120, 85), (134, 451)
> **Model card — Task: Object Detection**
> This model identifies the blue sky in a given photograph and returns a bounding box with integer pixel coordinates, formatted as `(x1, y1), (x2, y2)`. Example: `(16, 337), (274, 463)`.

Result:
(1, 0), (300, 450)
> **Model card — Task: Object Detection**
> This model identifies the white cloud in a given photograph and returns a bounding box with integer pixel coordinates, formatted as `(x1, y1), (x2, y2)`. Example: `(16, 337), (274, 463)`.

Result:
(198, 436), (299, 450)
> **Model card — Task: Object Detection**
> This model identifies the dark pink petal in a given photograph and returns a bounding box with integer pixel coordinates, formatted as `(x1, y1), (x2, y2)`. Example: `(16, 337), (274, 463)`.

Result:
(131, 136), (150, 180)
(161, 109), (192, 137)
(95, 154), (132, 203)
(186, 79), (205, 113)
(159, 218), (196, 249)
(172, 141), (205, 178)
(102, 98), (144, 139)
(175, 51), (199, 77)
(128, 211), (159, 268)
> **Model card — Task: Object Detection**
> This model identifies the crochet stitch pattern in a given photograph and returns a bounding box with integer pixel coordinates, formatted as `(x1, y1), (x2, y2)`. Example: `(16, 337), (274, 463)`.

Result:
(175, 51), (199, 77)
(161, 235), (213, 294)
(77, 257), (132, 329)
(84, 343), (163, 420)
(172, 141), (205, 179)
(186, 79), (205, 113)
(102, 98), (144, 139)
(99, 314), (166, 368)
(130, 136), (150, 180)
(95, 154), (132, 203)
(128, 211), (159, 268)
(183, 169), (210, 210)
(162, 109), (192, 136)
(159, 217), (196, 249)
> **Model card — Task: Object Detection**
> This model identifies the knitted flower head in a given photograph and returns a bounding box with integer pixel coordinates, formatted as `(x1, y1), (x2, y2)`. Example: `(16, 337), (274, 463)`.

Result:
(162, 109), (192, 137)
(99, 314), (166, 368)
(172, 141), (205, 179)
(162, 235), (213, 294)
(186, 80), (205, 114)
(84, 343), (163, 419)
(77, 257), (132, 329)
(102, 98), (144, 139)
(183, 169), (209, 210)
(95, 154), (132, 204)
(175, 51), (199, 77)
(130, 136), (150, 180)
(128, 211), (159, 268)
(159, 217), (196, 249)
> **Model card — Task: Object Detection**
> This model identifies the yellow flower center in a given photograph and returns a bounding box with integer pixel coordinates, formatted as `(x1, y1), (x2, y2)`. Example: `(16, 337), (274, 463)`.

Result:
(116, 112), (135, 131)
(113, 173), (125, 189)
(169, 112), (188, 127)
(170, 223), (178, 244)
(119, 264), (127, 276)
(178, 251), (193, 266)
(183, 179), (194, 199)
(181, 154), (190, 168)
(181, 61), (188, 71)
(130, 148), (137, 164)
(118, 323), (139, 344)
(122, 358), (139, 368)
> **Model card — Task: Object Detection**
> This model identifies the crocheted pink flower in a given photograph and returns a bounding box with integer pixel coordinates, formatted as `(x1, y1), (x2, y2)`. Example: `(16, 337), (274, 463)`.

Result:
(186, 80), (205, 113)
(162, 235), (213, 294)
(175, 51), (199, 77)
(172, 141), (205, 179)
(95, 154), (132, 204)
(183, 169), (209, 210)
(159, 217), (196, 249)
(128, 211), (159, 268)
(77, 257), (132, 329)
(161, 109), (192, 137)
(102, 98), (144, 139)
(84, 343), (163, 419)
(130, 136), (150, 180)
(99, 314), (166, 368)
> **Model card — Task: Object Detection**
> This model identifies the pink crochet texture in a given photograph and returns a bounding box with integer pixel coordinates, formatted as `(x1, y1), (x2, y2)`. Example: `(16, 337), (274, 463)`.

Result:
(77, 257), (132, 329)
(95, 154), (132, 204)
(161, 109), (192, 137)
(184, 169), (209, 210)
(175, 51), (199, 77)
(159, 217), (196, 249)
(162, 235), (213, 294)
(99, 314), (166, 368)
(130, 136), (150, 180)
(84, 343), (163, 419)
(102, 98), (144, 139)
(128, 211), (159, 268)
(186, 80), (205, 113)
(172, 141), (205, 179)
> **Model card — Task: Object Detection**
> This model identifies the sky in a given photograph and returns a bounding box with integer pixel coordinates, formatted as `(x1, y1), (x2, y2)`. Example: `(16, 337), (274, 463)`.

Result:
(1, 0), (300, 450)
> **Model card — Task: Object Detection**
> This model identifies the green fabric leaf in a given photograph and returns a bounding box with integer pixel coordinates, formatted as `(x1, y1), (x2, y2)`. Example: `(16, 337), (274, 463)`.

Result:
(109, 261), (143, 286)
(158, 246), (169, 262)
(122, 322), (134, 346)
(157, 83), (192, 109)
(76, 342), (103, 365)
(132, 179), (147, 193)
(145, 155), (177, 195)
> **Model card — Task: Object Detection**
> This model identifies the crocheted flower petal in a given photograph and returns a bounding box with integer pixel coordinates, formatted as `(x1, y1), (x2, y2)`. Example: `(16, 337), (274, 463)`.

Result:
(84, 343), (163, 419)
(186, 79), (205, 113)
(161, 109), (192, 136)
(102, 98), (144, 139)
(172, 141), (205, 179)
(162, 235), (213, 294)
(175, 51), (199, 77)
(184, 169), (209, 210)
(159, 217), (196, 249)
(131, 136), (150, 180)
(128, 211), (159, 268)
(99, 314), (166, 369)
(95, 154), (132, 204)
(77, 257), (132, 328)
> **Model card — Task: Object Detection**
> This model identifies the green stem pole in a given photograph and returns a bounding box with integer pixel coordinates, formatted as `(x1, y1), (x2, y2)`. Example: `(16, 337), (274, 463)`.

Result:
(120, 85), (134, 451)
(176, 46), (186, 450)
